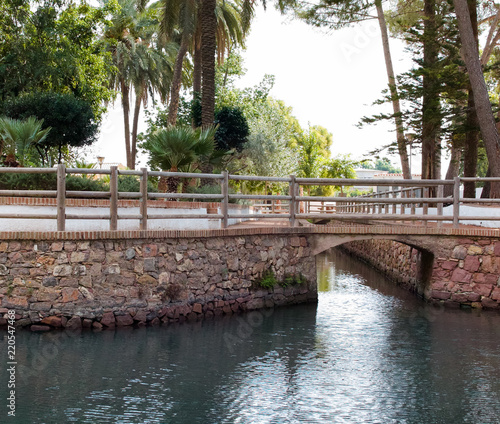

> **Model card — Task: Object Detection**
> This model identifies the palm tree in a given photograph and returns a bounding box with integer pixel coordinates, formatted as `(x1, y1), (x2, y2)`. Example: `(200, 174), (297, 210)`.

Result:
(161, 0), (197, 126)
(0, 116), (51, 167)
(162, 0), (247, 127)
(104, 0), (174, 169)
(143, 125), (216, 193)
(129, 38), (176, 168)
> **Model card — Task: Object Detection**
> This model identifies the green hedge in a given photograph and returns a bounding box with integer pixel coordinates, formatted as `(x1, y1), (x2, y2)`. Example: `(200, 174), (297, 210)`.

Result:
(0, 172), (157, 192)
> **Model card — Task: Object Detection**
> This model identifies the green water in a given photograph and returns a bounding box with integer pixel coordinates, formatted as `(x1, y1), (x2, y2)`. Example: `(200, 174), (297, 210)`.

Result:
(1, 248), (500, 423)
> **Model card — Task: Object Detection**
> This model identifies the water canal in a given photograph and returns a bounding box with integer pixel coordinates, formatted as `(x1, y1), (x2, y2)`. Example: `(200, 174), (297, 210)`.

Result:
(2, 248), (500, 423)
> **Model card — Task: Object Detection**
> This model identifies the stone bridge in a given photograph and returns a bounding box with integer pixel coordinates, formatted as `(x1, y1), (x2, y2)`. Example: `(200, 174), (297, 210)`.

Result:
(0, 222), (499, 330)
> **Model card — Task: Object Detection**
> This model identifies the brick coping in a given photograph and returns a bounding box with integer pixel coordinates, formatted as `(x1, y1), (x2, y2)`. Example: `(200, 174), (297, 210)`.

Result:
(0, 224), (498, 241)
(0, 196), (248, 210)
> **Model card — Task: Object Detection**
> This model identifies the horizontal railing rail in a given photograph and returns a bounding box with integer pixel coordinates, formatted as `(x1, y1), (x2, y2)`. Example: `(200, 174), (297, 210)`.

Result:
(0, 165), (499, 230)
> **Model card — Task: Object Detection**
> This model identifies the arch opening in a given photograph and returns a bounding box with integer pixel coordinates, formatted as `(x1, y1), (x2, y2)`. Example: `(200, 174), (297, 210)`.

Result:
(309, 234), (435, 298)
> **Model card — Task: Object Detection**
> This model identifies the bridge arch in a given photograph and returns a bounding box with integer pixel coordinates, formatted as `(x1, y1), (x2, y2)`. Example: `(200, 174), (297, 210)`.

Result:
(308, 234), (436, 297)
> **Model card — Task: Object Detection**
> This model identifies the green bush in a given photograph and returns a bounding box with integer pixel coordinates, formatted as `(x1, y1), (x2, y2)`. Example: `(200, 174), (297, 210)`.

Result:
(0, 172), (57, 190)
(0, 172), (161, 193)
(185, 184), (249, 204)
(257, 270), (306, 289)
(66, 175), (107, 191)
(280, 273), (306, 288)
(258, 270), (277, 289)
(117, 175), (158, 193)
(0, 172), (109, 191)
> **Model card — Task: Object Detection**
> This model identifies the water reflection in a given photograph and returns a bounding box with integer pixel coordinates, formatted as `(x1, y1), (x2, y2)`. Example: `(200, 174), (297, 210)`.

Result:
(1, 248), (499, 423)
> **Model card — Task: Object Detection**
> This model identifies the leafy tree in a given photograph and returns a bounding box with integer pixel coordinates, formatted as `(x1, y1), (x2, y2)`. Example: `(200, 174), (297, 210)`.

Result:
(214, 106), (249, 151)
(321, 154), (360, 194)
(0, 0), (114, 119)
(2, 92), (99, 164)
(234, 97), (301, 180)
(360, 157), (402, 174)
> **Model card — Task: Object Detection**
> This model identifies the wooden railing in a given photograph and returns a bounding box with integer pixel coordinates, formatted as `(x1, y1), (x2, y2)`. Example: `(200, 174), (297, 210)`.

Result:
(0, 165), (499, 230)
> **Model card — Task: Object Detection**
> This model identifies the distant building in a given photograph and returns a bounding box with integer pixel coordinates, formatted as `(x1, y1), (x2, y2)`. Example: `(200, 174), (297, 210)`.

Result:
(375, 172), (422, 195)
(354, 169), (388, 191)
(353, 169), (422, 194)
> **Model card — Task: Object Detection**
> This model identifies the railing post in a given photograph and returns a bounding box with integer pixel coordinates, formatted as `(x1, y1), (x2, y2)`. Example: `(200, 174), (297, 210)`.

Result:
(110, 166), (118, 230)
(57, 163), (66, 231)
(289, 175), (296, 227)
(423, 187), (429, 227)
(400, 190), (405, 217)
(453, 177), (460, 228)
(140, 168), (148, 230)
(221, 171), (229, 229)
(437, 184), (444, 228)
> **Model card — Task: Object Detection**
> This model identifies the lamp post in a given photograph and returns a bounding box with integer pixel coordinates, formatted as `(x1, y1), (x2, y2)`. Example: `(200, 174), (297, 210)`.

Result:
(407, 134), (414, 175)
(97, 156), (104, 169)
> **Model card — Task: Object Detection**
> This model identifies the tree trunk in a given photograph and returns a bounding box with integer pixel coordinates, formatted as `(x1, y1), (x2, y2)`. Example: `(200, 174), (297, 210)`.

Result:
(201, 0), (217, 129)
(120, 78), (132, 169)
(480, 166), (491, 198)
(463, 85), (480, 197)
(454, 0), (500, 197)
(193, 6), (202, 97)
(131, 85), (144, 171)
(192, 18), (202, 129)
(463, 0), (479, 198)
(375, 0), (411, 179)
(167, 34), (190, 126)
(444, 135), (463, 197)
(422, 0), (441, 183)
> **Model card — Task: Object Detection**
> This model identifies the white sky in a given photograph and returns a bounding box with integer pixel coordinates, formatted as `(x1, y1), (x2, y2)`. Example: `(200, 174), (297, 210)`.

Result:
(92, 5), (419, 172)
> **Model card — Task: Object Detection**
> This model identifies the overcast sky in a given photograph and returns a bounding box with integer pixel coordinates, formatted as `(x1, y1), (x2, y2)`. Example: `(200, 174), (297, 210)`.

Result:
(92, 4), (419, 172)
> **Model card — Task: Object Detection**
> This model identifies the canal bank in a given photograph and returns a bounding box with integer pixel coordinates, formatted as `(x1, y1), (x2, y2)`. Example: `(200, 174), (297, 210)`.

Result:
(0, 230), (317, 331)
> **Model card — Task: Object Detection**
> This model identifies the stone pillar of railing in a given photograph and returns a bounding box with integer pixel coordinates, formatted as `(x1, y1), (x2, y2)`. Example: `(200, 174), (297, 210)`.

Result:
(140, 168), (148, 230)
(57, 163), (66, 231)
(221, 171), (229, 229)
(110, 166), (118, 230)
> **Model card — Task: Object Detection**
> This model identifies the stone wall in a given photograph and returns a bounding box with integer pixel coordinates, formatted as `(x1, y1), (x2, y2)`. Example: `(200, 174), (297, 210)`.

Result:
(0, 234), (317, 330)
(430, 238), (500, 309)
(340, 239), (421, 292)
(341, 237), (500, 310)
